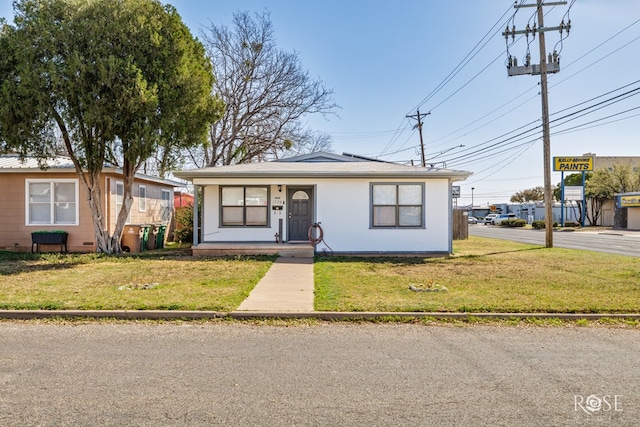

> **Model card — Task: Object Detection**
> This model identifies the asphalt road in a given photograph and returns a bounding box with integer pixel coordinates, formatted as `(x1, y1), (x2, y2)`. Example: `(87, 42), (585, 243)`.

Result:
(1, 322), (638, 426)
(470, 225), (640, 256)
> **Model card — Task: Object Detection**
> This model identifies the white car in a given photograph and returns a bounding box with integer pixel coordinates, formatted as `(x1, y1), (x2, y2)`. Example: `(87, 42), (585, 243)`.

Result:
(491, 213), (517, 225)
(483, 214), (498, 225)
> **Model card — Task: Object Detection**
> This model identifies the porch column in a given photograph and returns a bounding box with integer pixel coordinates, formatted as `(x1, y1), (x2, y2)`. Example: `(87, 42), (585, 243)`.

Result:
(193, 185), (199, 246)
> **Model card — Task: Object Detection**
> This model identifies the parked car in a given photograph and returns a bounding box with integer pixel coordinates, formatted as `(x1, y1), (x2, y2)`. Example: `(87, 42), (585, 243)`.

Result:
(491, 213), (518, 225)
(483, 214), (498, 225)
(468, 216), (478, 224)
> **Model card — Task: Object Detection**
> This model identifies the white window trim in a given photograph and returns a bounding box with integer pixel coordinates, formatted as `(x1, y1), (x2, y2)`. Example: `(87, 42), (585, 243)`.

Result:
(25, 178), (79, 226)
(115, 181), (132, 224)
(138, 185), (147, 212)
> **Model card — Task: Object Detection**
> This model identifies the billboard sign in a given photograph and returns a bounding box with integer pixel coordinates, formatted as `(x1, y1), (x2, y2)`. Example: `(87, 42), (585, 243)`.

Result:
(553, 156), (594, 172)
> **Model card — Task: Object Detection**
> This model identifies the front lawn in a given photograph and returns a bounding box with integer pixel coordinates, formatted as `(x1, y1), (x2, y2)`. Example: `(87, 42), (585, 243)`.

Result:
(0, 251), (274, 311)
(314, 236), (640, 313)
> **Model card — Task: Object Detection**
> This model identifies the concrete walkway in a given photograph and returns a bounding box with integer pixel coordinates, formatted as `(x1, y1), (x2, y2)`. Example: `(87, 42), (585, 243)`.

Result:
(234, 257), (314, 312)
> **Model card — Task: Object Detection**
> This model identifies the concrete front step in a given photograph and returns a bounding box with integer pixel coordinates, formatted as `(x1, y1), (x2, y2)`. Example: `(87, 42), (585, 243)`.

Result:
(192, 242), (314, 257)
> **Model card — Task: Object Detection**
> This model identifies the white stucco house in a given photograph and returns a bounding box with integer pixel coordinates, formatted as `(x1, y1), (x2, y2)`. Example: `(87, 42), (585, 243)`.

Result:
(173, 152), (471, 256)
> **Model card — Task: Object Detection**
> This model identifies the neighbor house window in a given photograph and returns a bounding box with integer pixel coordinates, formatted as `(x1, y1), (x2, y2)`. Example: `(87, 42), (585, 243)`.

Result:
(26, 179), (78, 225)
(371, 183), (423, 228)
(161, 189), (172, 222)
(138, 185), (146, 212)
(115, 181), (132, 224)
(221, 186), (269, 226)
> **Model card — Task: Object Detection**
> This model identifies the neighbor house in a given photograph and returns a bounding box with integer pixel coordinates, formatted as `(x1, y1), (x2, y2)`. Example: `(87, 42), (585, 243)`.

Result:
(173, 152), (472, 256)
(0, 154), (179, 252)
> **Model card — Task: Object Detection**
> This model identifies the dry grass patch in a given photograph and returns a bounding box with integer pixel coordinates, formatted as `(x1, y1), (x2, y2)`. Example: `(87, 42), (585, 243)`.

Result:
(314, 236), (640, 313)
(0, 252), (274, 311)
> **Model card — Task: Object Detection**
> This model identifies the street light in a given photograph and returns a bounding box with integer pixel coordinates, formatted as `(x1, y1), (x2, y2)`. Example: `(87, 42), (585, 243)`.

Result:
(471, 187), (475, 216)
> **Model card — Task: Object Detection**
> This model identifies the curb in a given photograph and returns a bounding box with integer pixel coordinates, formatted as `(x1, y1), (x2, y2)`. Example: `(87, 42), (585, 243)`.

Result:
(1, 310), (640, 321)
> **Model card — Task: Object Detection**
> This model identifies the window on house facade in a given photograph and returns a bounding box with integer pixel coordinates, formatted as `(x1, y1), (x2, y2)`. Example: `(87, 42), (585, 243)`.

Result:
(371, 183), (424, 228)
(161, 189), (172, 222)
(115, 181), (132, 224)
(26, 179), (78, 225)
(221, 186), (269, 226)
(138, 185), (146, 212)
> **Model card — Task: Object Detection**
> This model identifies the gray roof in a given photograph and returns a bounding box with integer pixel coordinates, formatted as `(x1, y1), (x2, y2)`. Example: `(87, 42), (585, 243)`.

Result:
(0, 154), (76, 170)
(0, 154), (183, 187)
(174, 152), (472, 181)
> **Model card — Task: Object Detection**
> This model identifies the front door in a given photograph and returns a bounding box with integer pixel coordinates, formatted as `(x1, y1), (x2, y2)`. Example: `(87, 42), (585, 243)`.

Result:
(288, 187), (313, 241)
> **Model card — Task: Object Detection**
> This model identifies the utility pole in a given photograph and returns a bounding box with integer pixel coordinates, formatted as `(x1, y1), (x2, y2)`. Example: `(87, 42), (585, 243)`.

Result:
(503, 1), (571, 248)
(406, 109), (430, 167)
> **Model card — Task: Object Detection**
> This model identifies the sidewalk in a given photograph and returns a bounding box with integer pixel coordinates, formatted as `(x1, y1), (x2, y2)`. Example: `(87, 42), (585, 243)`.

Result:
(234, 257), (314, 312)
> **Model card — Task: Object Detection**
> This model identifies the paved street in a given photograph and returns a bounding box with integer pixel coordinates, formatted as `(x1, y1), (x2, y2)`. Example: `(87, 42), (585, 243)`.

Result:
(1, 322), (638, 426)
(470, 225), (640, 256)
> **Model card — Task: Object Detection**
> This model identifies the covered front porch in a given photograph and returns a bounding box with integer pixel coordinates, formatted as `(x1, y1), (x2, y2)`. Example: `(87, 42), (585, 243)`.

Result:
(192, 242), (315, 257)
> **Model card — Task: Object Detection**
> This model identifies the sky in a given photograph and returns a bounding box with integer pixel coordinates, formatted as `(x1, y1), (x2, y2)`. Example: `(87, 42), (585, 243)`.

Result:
(2, 0), (639, 207)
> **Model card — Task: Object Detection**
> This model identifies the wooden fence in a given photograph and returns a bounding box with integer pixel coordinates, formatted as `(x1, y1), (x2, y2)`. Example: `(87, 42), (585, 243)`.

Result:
(453, 209), (469, 240)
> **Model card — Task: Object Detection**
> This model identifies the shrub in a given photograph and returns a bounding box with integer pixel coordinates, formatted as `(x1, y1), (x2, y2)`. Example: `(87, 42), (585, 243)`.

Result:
(512, 219), (526, 227)
(501, 219), (527, 227)
(532, 220), (545, 229)
(564, 221), (580, 227)
(173, 204), (193, 243)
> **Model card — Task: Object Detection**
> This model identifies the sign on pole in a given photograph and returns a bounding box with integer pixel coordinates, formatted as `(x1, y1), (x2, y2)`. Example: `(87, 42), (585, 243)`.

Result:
(553, 156), (594, 172)
(564, 186), (584, 201)
(452, 186), (460, 199)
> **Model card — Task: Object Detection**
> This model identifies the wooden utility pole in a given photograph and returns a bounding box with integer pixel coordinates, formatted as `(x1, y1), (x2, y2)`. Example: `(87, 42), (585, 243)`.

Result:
(406, 109), (430, 167)
(503, 0), (570, 248)
(537, 2), (554, 249)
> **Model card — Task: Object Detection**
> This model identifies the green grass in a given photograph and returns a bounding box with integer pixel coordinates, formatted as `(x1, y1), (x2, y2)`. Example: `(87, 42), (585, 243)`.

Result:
(0, 251), (274, 311)
(314, 236), (640, 313)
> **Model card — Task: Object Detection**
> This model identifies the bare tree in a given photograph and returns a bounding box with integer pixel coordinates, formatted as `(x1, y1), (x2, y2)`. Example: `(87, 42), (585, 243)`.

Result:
(195, 11), (338, 167)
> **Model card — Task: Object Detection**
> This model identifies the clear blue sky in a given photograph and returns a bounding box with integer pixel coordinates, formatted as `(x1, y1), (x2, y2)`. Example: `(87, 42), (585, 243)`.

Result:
(2, 1), (639, 206)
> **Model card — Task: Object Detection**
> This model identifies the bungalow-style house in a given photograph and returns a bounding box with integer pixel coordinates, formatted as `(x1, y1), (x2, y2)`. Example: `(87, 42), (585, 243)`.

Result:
(173, 152), (472, 256)
(0, 154), (179, 252)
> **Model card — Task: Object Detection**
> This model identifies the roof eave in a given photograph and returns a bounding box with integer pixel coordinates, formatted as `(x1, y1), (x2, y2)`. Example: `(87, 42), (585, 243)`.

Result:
(175, 170), (472, 181)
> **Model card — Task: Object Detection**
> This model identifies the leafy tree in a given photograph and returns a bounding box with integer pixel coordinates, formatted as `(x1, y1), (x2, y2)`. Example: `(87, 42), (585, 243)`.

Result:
(192, 11), (338, 167)
(510, 186), (546, 203)
(0, 0), (222, 253)
(586, 163), (640, 225)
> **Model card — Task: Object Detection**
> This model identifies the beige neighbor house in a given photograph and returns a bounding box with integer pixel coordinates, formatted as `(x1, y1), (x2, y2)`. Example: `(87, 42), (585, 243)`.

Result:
(0, 154), (179, 252)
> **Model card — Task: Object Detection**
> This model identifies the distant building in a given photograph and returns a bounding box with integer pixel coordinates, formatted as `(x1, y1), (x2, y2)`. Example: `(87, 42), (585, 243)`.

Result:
(582, 153), (640, 226)
(583, 153), (640, 173)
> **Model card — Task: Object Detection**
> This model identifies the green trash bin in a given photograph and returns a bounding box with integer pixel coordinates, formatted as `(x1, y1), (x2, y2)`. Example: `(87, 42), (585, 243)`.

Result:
(156, 225), (167, 249)
(140, 225), (151, 252)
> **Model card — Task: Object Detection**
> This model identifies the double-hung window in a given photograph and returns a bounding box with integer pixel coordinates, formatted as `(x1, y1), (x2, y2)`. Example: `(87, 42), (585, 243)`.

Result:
(138, 185), (147, 212)
(161, 189), (172, 222)
(26, 179), (78, 225)
(371, 183), (423, 228)
(221, 186), (269, 226)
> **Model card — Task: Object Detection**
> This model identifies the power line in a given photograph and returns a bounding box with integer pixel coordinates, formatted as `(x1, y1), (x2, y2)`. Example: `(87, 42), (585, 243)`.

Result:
(442, 82), (640, 166)
(414, 15), (640, 158)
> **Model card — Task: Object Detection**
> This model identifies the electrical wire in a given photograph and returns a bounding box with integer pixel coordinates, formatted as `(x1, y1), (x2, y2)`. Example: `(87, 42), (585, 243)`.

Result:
(441, 82), (640, 166)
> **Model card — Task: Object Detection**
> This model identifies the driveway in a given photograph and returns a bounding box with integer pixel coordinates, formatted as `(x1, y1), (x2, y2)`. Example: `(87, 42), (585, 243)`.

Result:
(470, 225), (640, 256)
(0, 323), (638, 426)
